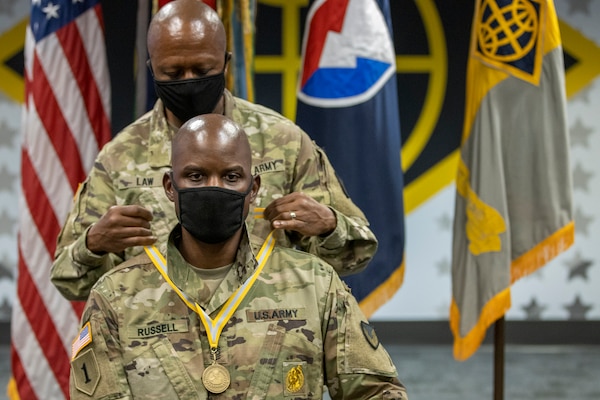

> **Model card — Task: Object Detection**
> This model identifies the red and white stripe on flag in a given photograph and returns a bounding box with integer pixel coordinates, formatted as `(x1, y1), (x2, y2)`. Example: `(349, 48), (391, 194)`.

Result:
(10, 0), (111, 399)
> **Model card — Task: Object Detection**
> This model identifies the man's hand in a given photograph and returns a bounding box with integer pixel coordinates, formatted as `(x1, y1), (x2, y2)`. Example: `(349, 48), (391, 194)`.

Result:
(263, 192), (336, 237)
(86, 205), (157, 255)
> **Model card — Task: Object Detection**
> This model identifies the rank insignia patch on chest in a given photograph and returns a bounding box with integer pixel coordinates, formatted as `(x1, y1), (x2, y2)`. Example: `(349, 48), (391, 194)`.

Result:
(361, 321), (380, 350)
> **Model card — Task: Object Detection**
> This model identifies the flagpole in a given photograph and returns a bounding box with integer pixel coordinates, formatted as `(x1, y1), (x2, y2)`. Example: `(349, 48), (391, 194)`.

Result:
(493, 317), (505, 400)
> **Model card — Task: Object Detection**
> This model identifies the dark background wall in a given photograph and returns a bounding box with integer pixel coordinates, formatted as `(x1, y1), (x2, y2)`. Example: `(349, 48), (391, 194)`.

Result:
(102, 0), (469, 189)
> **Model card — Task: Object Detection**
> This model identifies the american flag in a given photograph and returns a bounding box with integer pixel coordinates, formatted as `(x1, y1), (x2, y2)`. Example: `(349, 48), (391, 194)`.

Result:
(10, 0), (111, 398)
(71, 322), (92, 360)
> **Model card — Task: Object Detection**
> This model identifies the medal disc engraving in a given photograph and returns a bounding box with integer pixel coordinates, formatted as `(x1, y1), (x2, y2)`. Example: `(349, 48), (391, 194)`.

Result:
(202, 363), (230, 394)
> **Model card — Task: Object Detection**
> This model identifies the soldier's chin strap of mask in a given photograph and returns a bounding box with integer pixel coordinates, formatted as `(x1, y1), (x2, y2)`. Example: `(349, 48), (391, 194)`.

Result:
(143, 229), (276, 350)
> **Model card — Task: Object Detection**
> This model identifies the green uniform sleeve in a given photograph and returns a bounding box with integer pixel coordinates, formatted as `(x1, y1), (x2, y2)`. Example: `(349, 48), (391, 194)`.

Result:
(294, 130), (379, 275)
(323, 275), (408, 399)
(51, 161), (123, 301)
(70, 287), (131, 399)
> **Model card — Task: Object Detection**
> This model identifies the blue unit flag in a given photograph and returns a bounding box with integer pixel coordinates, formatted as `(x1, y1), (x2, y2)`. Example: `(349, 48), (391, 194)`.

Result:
(296, 0), (405, 316)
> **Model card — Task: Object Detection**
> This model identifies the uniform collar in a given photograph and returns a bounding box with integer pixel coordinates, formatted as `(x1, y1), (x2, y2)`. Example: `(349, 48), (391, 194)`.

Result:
(166, 224), (258, 308)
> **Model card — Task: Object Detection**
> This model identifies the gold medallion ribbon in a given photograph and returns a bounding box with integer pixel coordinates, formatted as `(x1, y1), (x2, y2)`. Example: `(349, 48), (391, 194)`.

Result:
(253, 207), (265, 219)
(144, 230), (275, 348)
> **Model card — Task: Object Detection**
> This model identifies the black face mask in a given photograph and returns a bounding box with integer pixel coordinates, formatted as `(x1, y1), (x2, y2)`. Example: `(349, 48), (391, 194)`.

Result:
(171, 177), (253, 244)
(153, 73), (225, 123)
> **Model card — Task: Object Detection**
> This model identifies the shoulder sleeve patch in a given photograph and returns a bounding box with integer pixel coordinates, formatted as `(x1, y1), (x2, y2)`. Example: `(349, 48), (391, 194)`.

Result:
(361, 321), (380, 350)
(71, 322), (92, 360)
(71, 348), (100, 396)
(337, 289), (397, 376)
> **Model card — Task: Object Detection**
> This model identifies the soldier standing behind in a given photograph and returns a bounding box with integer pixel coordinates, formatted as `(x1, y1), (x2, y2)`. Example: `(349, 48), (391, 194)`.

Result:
(69, 114), (406, 399)
(51, 0), (378, 301)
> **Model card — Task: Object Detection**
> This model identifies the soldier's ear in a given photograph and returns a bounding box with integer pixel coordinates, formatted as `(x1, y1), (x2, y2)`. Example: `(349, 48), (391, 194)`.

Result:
(224, 51), (232, 74)
(164, 171), (175, 202)
(250, 175), (260, 203)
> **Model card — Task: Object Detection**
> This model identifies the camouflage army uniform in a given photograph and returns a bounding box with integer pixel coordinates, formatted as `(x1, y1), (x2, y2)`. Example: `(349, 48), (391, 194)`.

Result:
(51, 90), (378, 301)
(70, 226), (406, 399)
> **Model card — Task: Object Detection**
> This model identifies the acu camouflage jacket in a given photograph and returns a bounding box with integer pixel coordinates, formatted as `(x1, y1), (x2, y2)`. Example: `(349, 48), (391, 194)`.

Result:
(69, 228), (406, 399)
(51, 90), (378, 301)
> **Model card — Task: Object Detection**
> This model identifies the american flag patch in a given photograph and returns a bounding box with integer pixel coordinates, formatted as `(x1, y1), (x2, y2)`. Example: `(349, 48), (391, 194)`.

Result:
(71, 322), (93, 360)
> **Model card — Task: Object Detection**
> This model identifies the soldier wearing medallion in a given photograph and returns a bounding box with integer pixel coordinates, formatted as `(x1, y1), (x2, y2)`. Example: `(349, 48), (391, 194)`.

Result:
(69, 114), (406, 399)
(51, 0), (378, 302)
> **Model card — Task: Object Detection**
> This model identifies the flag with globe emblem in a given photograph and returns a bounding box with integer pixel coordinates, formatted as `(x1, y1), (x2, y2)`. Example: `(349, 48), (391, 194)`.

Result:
(296, 0), (404, 316)
(450, 0), (574, 360)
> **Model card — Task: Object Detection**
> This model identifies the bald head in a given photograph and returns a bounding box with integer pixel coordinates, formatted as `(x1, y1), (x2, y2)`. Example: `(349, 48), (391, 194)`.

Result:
(166, 114), (258, 249)
(148, 0), (226, 55)
(172, 114), (251, 171)
(169, 113), (256, 201)
(147, 0), (228, 93)
(166, 114), (257, 234)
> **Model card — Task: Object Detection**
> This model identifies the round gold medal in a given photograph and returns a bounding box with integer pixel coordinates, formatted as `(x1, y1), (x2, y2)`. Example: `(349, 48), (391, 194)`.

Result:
(202, 363), (230, 394)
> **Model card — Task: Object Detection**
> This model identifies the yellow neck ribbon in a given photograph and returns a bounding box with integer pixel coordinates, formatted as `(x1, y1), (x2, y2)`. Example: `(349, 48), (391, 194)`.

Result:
(144, 230), (275, 349)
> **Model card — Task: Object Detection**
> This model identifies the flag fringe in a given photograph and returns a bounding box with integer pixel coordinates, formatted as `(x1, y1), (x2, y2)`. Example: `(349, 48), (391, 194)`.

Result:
(360, 260), (405, 319)
(451, 220), (575, 361)
(450, 287), (511, 361)
(240, 0), (254, 102)
(511, 221), (575, 283)
(7, 377), (20, 400)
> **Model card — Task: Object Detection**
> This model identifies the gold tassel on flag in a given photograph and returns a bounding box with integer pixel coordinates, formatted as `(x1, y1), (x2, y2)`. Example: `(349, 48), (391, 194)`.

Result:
(217, 0), (256, 101)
